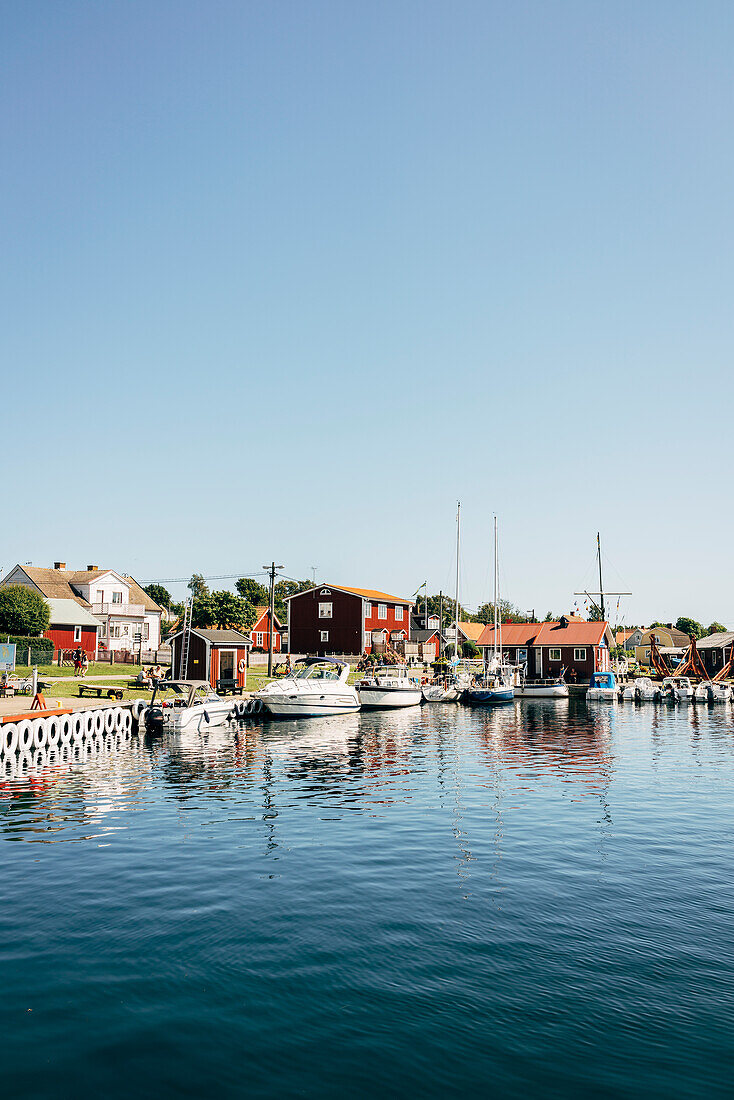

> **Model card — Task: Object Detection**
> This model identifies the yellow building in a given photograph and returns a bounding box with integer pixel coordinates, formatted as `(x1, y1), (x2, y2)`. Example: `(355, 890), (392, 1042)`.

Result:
(635, 626), (690, 667)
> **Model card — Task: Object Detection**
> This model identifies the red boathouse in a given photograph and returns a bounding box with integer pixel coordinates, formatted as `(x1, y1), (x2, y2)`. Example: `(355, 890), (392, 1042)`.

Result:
(286, 584), (414, 657)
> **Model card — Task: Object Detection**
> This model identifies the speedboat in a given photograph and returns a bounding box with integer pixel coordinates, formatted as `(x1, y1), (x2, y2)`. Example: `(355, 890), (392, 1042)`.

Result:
(634, 677), (660, 702)
(357, 666), (422, 709)
(661, 676), (694, 703)
(586, 671), (617, 701)
(619, 681), (637, 702)
(422, 681), (460, 702)
(255, 657), (360, 718)
(694, 680), (731, 704)
(515, 677), (569, 699)
(144, 680), (236, 734)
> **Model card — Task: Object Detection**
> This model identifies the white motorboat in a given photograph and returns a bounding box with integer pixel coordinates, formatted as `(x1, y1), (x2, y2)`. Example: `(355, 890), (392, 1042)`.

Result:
(693, 681), (711, 704)
(634, 677), (660, 702)
(619, 682), (637, 702)
(695, 680), (731, 704)
(358, 666), (422, 709)
(586, 671), (617, 701)
(144, 680), (237, 734)
(662, 676), (694, 703)
(255, 657), (360, 718)
(422, 682), (460, 702)
(515, 678), (569, 699)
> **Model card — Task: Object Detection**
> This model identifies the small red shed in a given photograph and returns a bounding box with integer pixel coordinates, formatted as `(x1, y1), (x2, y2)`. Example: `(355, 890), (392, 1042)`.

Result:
(168, 628), (252, 689)
(44, 598), (102, 659)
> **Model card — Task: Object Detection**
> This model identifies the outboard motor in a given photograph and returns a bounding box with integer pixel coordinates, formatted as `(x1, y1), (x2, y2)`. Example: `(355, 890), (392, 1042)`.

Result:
(144, 703), (165, 736)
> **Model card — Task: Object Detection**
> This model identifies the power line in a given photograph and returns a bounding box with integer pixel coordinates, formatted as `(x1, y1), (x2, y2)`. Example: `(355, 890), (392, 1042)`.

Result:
(139, 570), (270, 584)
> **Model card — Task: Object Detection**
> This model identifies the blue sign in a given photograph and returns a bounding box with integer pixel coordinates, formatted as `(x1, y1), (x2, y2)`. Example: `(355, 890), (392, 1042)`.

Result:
(0, 643), (16, 671)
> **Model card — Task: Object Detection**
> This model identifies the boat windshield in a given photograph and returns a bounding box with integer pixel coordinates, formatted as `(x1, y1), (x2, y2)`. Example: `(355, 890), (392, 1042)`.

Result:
(294, 663), (341, 682)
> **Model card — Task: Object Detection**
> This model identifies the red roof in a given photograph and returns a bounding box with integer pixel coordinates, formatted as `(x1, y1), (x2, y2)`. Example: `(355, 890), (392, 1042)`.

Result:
(477, 623), (541, 647)
(535, 621), (610, 646)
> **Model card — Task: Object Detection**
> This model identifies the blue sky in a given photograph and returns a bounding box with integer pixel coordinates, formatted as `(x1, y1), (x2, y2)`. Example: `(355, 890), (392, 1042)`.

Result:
(2, 1), (733, 627)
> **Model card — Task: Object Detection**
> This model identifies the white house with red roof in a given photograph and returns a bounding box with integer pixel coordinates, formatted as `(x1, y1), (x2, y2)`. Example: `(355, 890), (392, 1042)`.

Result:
(285, 584), (414, 657)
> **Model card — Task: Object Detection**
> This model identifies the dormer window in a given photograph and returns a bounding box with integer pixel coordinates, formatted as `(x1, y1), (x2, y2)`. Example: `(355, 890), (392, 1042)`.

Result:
(320, 588), (331, 596)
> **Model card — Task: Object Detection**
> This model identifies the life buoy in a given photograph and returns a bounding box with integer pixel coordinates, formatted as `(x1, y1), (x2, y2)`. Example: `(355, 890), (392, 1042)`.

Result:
(238, 658), (246, 673)
(3, 723), (18, 756)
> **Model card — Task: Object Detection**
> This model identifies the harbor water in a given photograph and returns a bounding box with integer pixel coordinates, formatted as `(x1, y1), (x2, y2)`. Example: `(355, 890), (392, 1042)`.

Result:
(2, 701), (734, 1098)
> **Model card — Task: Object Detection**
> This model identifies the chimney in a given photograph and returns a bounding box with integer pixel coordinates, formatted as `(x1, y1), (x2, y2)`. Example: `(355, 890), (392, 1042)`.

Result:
(87, 565), (98, 571)
(54, 561), (66, 570)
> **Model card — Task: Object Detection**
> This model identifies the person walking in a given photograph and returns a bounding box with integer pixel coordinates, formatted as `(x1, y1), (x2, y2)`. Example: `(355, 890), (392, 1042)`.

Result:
(73, 646), (82, 676)
(81, 652), (89, 678)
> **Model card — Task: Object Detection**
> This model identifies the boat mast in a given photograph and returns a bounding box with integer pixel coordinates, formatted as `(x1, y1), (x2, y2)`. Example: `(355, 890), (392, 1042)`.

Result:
(455, 502), (461, 660)
(597, 532), (605, 621)
(494, 516), (499, 665)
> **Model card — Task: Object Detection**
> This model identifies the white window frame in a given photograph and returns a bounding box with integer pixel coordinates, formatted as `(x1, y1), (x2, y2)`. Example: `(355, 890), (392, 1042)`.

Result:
(365, 603), (372, 618)
(320, 588), (331, 596)
(549, 648), (561, 662)
(378, 603), (387, 619)
(395, 606), (404, 621)
(320, 630), (329, 642)
(574, 648), (586, 661)
(255, 632), (263, 646)
(219, 648), (237, 680)
(74, 626), (82, 643)
(112, 591), (123, 604)
(318, 602), (332, 619)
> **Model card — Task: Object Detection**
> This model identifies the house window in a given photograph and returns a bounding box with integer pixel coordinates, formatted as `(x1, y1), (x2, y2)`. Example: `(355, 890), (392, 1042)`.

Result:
(574, 648), (586, 661)
(517, 648), (527, 662)
(143, 623), (149, 641)
(112, 592), (122, 604)
(320, 588), (331, 596)
(74, 626), (82, 643)
(255, 632), (263, 646)
(365, 604), (372, 618)
(320, 630), (329, 642)
(122, 624), (129, 635)
(712, 652), (718, 665)
(549, 648), (561, 662)
(318, 602), (332, 619)
(395, 606), (404, 621)
(378, 604), (387, 619)
(645, 649), (651, 658)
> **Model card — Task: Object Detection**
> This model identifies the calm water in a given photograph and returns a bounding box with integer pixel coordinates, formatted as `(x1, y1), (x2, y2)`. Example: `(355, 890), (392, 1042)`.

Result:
(2, 701), (734, 1099)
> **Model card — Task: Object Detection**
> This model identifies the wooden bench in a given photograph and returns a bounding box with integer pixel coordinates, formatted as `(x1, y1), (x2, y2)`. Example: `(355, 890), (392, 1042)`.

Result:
(78, 684), (124, 701)
(216, 679), (243, 696)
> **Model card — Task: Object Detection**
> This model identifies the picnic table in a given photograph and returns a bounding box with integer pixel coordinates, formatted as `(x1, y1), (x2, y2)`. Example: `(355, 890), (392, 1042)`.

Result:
(78, 683), (125, 701)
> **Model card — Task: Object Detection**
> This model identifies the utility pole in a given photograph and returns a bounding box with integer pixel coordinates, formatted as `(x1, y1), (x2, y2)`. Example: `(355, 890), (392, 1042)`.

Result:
(311, 566), (317, 584)
(597, 532), (605, 621)
(263, 561), (284, 677)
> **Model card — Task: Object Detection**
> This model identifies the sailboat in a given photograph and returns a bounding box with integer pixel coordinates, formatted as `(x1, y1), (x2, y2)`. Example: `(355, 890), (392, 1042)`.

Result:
(423, 501), (470, 703)
(461, 516), (515, 706)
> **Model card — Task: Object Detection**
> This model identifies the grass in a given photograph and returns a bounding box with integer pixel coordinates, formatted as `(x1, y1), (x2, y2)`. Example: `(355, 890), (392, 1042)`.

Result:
(10, 662), (143, 679)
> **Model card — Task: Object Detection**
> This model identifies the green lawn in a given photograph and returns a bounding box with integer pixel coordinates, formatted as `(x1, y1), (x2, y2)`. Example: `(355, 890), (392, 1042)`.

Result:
(11, 662), (143, 679)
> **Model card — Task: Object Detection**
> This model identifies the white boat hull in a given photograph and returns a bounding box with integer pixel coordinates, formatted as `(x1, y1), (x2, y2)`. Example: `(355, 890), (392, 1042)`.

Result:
(515, 684), (569, 698)
(165, 701), (234, 730)
(358, 686), (422, 709)
(422, 686), (459, 702)
(261, 693), (360, 718)
(587, 689), (616, 701)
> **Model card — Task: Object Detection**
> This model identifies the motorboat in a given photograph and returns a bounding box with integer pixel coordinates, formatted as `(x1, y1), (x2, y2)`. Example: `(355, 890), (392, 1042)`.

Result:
(254, 657), (360, 718)
(515, 677), (569, 699)
(661, 676), (694, 703)
(422, 681), (460, 703)
(357, 666), (422, 709)
(634, 677), (660, 702)
(143, 680), (236, 734)
(695, 680), (731, 704)
(693, 681), (711, 704)
(619, 682), (637, 702)
(586, 671), (617, 701)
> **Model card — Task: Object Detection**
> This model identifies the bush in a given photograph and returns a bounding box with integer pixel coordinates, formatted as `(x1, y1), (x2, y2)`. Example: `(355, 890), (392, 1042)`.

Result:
(0, 586), (51, 636)
(1, 635), (54, 653)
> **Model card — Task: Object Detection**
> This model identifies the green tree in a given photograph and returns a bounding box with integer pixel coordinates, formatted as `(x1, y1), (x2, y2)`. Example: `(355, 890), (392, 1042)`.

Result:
(235, 577), (269, 605)
(188, 573), (209, 599)
(0, 585), (51, 635)
(197, 591), (257, 631)
(274, 579), (312, 621)
(588, 603), (604, 622)
(675, 616), (703, 640)
(707, 622), (727, 636)
(462, 640), (479, 658)
(144, 583), (173, 609)
(474, 599), (531, 624)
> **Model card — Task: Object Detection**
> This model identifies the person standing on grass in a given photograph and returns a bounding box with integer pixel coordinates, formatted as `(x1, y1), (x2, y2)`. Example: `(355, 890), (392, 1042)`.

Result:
(81, 652), (89, 678)
(73, 646), (82, 676)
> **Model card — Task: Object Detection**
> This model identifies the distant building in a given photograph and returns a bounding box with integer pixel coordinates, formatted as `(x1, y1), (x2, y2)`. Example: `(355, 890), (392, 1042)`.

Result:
(168, 628), (251, 688)
(616, 628), (642, 651)
(0, 562), (163, 654)
(286, 584), (414, 657)
(45, 599), (103, 658)
(635, 626), (690, 668)
(250, 607), (284, 653)
(695, 632), (734, 678)
(447, 621), (486, 652)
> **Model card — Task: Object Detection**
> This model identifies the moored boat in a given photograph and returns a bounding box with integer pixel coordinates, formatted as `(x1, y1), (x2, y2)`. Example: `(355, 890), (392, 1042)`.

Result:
(255, 657), (360, 718)
(586, 671), (617, 701)
(144, 679), (236, 734)
(515, 677), (569, 699)
(357, 666), (422, 709)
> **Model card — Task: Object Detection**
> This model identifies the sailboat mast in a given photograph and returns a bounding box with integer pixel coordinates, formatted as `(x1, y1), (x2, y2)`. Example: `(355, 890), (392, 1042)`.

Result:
(493, 516), (499, 662)
(597, 531), (605, 620)
(454, 502), (461, 659)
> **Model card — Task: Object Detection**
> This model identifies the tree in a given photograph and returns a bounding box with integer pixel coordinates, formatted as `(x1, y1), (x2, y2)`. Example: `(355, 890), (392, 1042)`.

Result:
(144, 583), (173, 609)
(588, 603), (604, 622)
(0, 585), (51, 636)
(235, 577), (269, 605)
(274, 579), (312, 621)
(462, 640), (479, 658)
(675, 616), (703, 640)
(192, 591), (257, 631)
(474, 599), (531, 624)
(188, 574), (209, 599)
(707, 622), (727, 636)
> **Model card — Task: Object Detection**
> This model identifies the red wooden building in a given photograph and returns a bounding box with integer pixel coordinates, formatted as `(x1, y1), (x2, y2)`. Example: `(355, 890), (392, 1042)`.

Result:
(250, 607), (284, 653)
(45, 598), (102, 658)
(477, 616), (614, 681)
(286, 584), (414, 657)
(168, 628), (252, 689)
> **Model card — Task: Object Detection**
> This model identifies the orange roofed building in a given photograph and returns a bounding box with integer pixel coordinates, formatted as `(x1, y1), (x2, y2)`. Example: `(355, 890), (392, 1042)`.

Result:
(285, 584), (414, 657)
(477, 616), (615, 681)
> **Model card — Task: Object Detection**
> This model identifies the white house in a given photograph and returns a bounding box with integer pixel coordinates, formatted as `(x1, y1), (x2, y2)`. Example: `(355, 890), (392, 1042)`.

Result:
(0, 562), (164, 653)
